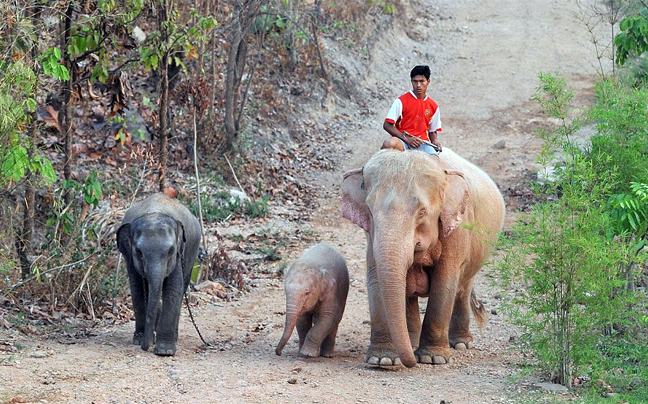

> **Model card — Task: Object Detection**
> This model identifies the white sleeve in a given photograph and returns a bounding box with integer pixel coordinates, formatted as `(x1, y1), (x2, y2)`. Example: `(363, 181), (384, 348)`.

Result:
(429, 107), (441, 132)
(385, 99), (403, 123)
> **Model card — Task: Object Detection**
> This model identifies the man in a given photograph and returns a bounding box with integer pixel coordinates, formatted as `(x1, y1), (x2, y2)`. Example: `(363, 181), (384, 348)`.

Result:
(381, 65), (442, 154)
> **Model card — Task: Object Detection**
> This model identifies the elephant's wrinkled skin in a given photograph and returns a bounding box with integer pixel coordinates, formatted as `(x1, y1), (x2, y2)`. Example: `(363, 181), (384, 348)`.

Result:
(116, 193), (201, 356)
(275, 243), (349, 358)
(341, 149), (505, 368)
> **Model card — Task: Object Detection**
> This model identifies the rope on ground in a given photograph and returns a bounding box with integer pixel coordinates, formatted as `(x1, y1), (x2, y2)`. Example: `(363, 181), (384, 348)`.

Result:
(184, 291), (211, 347)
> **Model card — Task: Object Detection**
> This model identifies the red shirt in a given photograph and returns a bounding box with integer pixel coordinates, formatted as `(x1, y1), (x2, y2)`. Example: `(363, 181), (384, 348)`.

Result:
(385, 91), (442, 141)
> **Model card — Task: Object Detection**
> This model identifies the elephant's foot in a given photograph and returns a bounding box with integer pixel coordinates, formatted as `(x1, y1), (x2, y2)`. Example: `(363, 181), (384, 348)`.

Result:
(451, 341), (473, 350)
(132, 331), (144, 346)
(154, 340), (177, 356)
(414, 346), (453, 365)
(364, 344), (404, 367)
(449, 334), (474, 351)
(298, 344), (320, 358)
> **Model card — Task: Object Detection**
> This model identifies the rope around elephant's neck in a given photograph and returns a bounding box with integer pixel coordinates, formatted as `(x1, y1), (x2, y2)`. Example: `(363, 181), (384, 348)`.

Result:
(184, 292), (211, 347)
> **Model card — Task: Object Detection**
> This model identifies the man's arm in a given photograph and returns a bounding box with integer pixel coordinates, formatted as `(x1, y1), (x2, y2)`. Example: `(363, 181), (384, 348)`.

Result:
(428, 130), (442, 151)
(383, 121), (403, 139)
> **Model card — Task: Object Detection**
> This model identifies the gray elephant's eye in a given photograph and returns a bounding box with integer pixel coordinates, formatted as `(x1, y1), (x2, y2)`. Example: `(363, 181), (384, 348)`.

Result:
(135, 247), (143, 259)
(168, 247), (175, 258)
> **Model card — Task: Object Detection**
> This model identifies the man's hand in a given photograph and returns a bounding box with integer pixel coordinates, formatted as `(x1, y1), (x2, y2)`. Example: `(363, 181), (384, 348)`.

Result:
(403, 132), (422, 148)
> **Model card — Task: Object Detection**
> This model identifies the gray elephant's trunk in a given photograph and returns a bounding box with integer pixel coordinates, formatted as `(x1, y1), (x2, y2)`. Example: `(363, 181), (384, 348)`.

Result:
(374, 224), (418, 368)
(142, 273), (162, 351)
(275, 302), (301, 356)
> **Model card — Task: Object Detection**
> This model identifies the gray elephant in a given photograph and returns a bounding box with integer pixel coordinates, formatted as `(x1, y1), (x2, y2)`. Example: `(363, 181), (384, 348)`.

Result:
(275, 242), (350, 358)
(116, 193), (201, 356)
(341, 149), (505, 368)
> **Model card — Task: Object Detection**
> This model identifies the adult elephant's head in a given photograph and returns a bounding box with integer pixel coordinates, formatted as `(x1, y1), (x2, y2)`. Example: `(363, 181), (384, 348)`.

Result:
(341, 150), (468, 368)
(117, 213), (186, 351)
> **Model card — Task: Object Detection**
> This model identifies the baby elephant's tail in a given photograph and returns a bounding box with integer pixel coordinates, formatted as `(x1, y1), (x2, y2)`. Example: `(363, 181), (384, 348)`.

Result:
(470, 289), (488, 330)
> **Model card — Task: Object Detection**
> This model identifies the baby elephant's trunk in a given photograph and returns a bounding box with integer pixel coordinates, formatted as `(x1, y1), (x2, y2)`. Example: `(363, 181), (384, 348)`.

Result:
(275, 304), (300, 355)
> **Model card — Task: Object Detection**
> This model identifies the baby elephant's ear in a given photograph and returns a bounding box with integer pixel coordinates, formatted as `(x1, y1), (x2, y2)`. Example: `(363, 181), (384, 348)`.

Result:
(341, 168), (371, 232)
(175, 220), (186, 260)
(116, 224), (132, 256)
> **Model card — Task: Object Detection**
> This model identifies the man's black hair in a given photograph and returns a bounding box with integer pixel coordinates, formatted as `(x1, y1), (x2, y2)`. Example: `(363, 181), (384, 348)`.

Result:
(410, 65), (431, 80)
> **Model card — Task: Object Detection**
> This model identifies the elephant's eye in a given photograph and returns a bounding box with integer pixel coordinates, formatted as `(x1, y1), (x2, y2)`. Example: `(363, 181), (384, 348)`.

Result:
(168, 248), (175, 258)
(418, 208), (427, 218)
(135, 248), (143, 259)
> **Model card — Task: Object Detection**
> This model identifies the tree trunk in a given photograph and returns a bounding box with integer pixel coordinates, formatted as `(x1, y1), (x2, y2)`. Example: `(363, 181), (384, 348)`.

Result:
(61, 3), (74, 206)
(16, 1), (44, 279)
(157, 0), (170, 192)
(222, 0), (261, 153)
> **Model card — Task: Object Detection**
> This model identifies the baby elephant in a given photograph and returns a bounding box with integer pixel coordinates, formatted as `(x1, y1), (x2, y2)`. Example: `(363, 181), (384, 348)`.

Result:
(116, 193), (201, 356)
(275, 242), (349, 358)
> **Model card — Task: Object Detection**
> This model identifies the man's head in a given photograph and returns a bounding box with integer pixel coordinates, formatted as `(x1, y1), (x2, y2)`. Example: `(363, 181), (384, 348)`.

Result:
(410, 65), (431, 80)
(410, 65), (431, 99)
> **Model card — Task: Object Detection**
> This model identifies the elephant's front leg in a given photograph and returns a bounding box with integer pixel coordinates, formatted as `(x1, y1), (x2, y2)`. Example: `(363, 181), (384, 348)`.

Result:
(415, 270), (458, 365)
(364, 254), (403, 366)
(155, 270), (184, 356)
(296, 314), (313, 352)
(127, 269), (147, 346)
(319, 323), (339, 358)
(300, 312), (337, 358)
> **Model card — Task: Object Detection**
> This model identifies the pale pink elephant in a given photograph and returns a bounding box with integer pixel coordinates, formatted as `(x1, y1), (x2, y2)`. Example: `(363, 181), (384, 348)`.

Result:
(341, 148), (505, 368)
(275, 243), (349, 358)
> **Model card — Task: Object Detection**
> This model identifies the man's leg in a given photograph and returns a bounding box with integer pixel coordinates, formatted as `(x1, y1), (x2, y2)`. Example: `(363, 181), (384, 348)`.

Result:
(381, 137), (405, 151)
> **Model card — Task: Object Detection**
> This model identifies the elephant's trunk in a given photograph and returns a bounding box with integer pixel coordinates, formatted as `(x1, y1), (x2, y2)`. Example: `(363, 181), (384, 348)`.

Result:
(142, 271), (163, 351)
(275, 302), (301, 356)
(374, 225), (418, 368)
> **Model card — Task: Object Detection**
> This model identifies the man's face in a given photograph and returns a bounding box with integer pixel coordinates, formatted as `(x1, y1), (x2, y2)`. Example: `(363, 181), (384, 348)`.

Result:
(411, 74), (430, 99)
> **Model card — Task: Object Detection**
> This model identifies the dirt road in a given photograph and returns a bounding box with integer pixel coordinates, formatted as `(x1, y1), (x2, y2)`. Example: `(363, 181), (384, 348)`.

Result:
(1, 0), (602, 403)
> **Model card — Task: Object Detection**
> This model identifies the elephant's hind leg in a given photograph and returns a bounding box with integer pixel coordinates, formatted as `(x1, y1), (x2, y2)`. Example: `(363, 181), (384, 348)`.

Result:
(406, 296), (422, 349)
(449, 288), (475, 350)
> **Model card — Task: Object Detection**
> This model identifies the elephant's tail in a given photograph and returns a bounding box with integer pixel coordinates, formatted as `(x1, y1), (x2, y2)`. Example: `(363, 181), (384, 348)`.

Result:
(470, 289), (488, 330)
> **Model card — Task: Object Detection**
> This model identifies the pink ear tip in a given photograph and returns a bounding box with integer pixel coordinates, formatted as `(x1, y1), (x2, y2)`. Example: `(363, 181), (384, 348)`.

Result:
(340, 205), (370, 232)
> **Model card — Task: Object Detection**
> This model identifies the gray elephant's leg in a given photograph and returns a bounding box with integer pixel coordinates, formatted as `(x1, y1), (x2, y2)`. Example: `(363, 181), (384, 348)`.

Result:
(365, 255), (401, 366)
(416, 273), (457, 365)
(449, 286), (474, 350)
(154, 270), (184, 356)
(406, 296), (421, 349)
(296, 314), (313, 351)
(127, 269), (147, 345)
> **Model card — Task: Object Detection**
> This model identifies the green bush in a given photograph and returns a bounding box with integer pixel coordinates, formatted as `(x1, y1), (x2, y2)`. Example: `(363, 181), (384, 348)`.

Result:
(499, 73), (648, 392)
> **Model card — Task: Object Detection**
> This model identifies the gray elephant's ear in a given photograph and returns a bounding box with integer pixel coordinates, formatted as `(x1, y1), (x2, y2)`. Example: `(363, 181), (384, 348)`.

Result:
(440, 169), (469, 238)
(116, 224), (132, 256)
(175, 220), (186, 263)
(341, 168), (371, 232)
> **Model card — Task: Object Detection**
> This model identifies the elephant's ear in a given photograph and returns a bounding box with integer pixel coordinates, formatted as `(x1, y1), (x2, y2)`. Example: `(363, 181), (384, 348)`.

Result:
(175, 219), (186, 264)
(116, 224), (132, 256)
(440, 169), (469, 238)
(341, 168), (371, 232)
(318, 268), (336, 301)
(116, 224), (134, 268)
